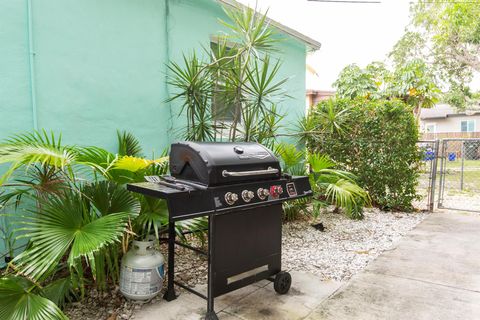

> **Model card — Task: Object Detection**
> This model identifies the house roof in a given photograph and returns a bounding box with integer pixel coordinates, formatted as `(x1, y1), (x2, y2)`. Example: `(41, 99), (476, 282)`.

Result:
(421, 104), (480, 120)
(217, 0), (322, 51)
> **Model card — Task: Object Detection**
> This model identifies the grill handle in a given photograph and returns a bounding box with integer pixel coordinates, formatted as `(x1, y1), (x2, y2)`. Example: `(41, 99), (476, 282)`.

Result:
(222, 167), (279, 177)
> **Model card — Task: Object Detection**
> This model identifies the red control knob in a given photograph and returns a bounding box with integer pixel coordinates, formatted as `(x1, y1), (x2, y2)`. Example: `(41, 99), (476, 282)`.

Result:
(269, 185), (284, 198)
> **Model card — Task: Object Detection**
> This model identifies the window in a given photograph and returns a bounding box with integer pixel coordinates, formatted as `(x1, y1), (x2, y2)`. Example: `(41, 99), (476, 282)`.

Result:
(425, 124), (436, 133)
(210, 41), (241, 123)
(461, 120), (475, 132)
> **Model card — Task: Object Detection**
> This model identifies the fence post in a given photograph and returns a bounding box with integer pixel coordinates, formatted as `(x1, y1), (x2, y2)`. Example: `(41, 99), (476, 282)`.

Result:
(437, 140), (446, 208)
(460, 141), (465, 191)
(429, 139), (440, 211)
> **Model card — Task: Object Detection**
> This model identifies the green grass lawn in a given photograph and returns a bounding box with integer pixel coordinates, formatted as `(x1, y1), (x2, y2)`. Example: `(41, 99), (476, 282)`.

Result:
(418, 159), (480, 193)
(445, 159), (480, 168)
(442, 169), (480, 192)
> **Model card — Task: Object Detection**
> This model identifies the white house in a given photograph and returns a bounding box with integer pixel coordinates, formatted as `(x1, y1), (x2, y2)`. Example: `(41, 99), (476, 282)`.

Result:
(420, 104), (480, 138)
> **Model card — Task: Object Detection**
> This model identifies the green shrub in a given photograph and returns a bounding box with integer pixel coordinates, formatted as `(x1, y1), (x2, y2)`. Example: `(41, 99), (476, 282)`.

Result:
(306, 98), (421, 211)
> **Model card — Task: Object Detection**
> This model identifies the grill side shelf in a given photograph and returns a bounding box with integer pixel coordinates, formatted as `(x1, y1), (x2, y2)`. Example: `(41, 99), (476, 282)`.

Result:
(126, 182), (215, 220)
(127, 182), (189, 197)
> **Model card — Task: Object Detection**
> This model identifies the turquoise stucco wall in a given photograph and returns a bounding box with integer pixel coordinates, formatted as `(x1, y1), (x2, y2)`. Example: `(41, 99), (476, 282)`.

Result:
(1, 0), (171, 155)
(0, 0), (307, 151)
(0, 0), (307, 258)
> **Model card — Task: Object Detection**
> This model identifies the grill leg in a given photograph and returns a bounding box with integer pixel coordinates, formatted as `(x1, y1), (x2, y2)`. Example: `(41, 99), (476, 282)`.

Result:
(163, 221), (177, 301)
(205, 214), (218, 320)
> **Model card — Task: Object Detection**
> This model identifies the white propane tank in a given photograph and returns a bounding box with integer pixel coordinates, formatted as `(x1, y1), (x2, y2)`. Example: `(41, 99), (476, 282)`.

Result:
(120, 240), (165, 300)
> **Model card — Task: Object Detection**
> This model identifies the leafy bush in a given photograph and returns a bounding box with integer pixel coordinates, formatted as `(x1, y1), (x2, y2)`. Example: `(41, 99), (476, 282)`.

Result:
(305, 98), (421, 211)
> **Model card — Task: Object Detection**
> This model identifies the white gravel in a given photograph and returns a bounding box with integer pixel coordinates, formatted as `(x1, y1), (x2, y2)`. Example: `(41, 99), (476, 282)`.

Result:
(282, 208), (427, 281)
(66, 208), (427, 319)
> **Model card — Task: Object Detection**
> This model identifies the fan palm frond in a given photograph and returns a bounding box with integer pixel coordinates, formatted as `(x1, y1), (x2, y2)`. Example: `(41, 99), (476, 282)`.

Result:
(0, 276), (67, 320)
(325, 179), (370, 219)
(135, 196), (169, 240)
(76, 146), (117, 176)
(0, 131), (77, 184)
(308, 153), (336, 172)
(12, 190), (133, 281)
(274, 143), (306, 175)
(113, 156), (168, 173)
(82, 181), (141, 216)
(41, 277), (75, 309)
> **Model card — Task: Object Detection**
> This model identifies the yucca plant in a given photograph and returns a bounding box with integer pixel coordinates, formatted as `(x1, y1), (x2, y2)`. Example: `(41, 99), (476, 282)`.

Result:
(167, 5), (288, 144)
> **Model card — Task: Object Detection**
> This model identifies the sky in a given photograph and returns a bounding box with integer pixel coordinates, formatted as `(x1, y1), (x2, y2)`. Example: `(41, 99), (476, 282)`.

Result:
(236, 0), (413, 90)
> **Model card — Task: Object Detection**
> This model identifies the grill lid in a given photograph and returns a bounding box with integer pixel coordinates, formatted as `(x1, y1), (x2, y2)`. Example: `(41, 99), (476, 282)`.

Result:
(169, 142), (281, 186)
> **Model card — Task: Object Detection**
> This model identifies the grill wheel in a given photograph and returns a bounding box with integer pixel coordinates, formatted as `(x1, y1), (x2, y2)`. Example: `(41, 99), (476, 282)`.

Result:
(274, 271), (292, 294)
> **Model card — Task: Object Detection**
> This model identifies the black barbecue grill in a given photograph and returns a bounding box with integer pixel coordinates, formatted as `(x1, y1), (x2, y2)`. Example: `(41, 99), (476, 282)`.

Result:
(127, 142), (313, 320)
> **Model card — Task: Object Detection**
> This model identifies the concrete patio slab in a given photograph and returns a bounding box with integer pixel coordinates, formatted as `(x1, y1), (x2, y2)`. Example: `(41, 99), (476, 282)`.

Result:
(306, 271), (480, 320)
(310, 210), (480, 320)
(133, 271), (342, 320)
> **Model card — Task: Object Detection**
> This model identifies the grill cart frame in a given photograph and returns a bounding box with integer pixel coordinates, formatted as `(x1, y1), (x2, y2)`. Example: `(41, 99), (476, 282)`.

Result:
(127, 142), (312, 320)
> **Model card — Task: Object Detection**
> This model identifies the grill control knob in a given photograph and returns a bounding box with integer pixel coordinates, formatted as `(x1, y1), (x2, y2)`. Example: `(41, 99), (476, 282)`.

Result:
(242, 190), (255, 202)
(270, 185), (284, 198)
(225, 192), (239, 205)
(257, 188), (270, 200)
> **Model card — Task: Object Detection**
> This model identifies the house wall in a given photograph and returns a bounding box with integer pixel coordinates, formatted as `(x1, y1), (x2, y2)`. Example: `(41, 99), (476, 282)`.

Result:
(421, 114), (480, 134)
(0, 0), (307, 151)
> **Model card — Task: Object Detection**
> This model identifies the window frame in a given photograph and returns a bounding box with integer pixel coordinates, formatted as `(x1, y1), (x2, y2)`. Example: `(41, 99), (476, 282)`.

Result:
(210, 38), (242, 125)
(460, 119), (475, 132)
(425, 123), (436, 133)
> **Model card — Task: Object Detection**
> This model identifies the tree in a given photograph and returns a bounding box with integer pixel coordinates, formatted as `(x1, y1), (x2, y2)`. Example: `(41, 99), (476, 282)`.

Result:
(390, 0), (480, 109)
(333, 60), (439, 117)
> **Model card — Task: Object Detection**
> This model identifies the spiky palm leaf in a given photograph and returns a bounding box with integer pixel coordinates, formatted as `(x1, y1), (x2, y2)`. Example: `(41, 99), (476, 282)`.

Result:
(0, 276), (67, 320)
(313, 99), (352, 135)
(117, 130), (143, 157)
(12, 190), (133, 281)
(220, 5), (276, 54)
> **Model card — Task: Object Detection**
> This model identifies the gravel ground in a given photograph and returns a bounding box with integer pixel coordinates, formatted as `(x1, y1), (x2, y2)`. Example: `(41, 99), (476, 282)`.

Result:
(440, 193), (480, 212)
(65, 208), (427, 319)
(282, 208), (427, 281)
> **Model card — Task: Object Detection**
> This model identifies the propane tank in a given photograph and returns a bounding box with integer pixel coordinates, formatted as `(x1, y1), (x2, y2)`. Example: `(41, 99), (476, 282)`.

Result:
(120, 240), (165, 300)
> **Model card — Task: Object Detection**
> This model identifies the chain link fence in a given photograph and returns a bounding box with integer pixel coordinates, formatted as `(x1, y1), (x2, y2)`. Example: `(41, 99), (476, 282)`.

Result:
(438, 139), (480, 212)
(415, 140), (439, 211)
